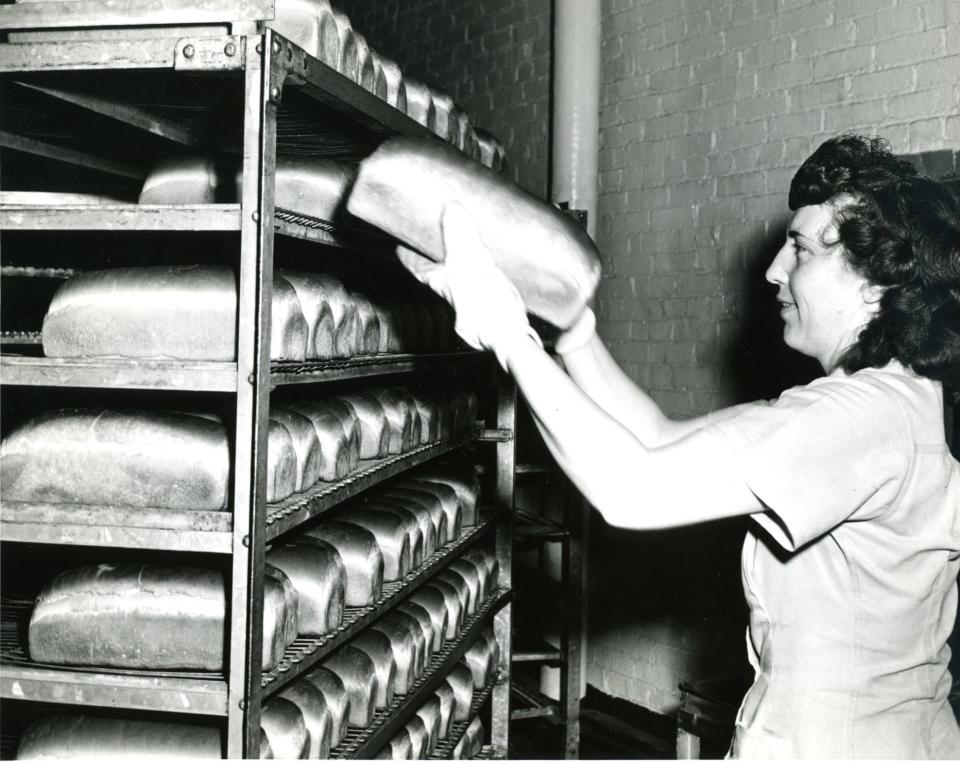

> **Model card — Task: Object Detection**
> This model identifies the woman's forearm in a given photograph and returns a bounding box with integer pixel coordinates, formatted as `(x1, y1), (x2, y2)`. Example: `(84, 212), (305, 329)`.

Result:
(505, 336), (761, 528)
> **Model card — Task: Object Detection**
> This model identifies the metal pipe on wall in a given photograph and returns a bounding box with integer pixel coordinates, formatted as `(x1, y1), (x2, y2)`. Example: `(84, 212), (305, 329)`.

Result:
(539, 0), (601, 703)
(550, 0), (601, 238)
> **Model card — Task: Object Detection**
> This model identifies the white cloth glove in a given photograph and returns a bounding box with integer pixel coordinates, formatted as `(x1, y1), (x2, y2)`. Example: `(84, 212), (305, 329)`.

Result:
(396, 201), (541, 369)
(554, 307), (597, 356)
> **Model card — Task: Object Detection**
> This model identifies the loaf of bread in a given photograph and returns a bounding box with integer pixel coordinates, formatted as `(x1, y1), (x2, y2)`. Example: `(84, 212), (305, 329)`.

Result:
(404, 714), (430, 759)
(330, 9), (358, 81)
(473, 127), (506, 172)
(329, 507), (412, 582)
(369, 51), (389, 102)
(460, 548), (499, 601)
(306, 399), (363, 454)
(452, 717), (484, 759)
(413, 464), (481, 527)
(404, 587), (450, 648)
(27, 563), (297, 671)
(276, 678), (334, 759)
(402, 77), (436, 131)
(349, 292), (382, 355)
(281, 400), (358, 482)
(364, 387), (419, 454)
(270, 408), (323, 492)
(348, 135), (602, 328)
(364, 499), (436, 560)
(261, 697), (309, 760)
(390, 610), (430, 676)
(302, 667), (350, 748)
(376, 728), (413, 760)
(461, 629), (497, 689)
(394, 600), (437, 665)
(433, 681), (456, 740)
(375, 486), (454, 545)
(445, 559), (482, 615)
(351, 629), (398, 709)
(444, 664), (475, 722)
(435, 568), (472, 620)
(368, 297), (403, 353)
(353, 33), (379, 95)
(42, 265), (309, 361)
(1, 408), (229, 511)
(265, 0), (336, 64)
(369, 612), (421, 695)
(265, 540), (345, 635)
(332, 393), (390, 458)
(406, 389), (441, 443)
(278, 270), (359, 359)
(429, 88), (457, 144)
(16, 714), (223, 759)
(321, 644), (379, 728)
(389, 480), (460, 541)
(266, 419), (299, 503)
(378, 54), (405, 111)
(427, 579), (464, 638)
(416, 696), (443, 754)
(299, 521), (384, 607)
(277, 274), (337, 359)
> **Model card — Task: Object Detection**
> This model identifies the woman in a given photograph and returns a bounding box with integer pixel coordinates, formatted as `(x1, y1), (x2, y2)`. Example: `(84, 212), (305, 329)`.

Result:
(402, 135), (960, 757)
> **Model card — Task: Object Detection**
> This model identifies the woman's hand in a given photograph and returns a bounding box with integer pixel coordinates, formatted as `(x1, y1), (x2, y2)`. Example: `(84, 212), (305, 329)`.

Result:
(397, 201), (539, 369)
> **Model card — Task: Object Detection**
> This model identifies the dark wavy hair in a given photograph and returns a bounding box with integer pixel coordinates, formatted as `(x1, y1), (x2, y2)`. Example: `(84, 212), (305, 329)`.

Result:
(789, 134), (960, 386)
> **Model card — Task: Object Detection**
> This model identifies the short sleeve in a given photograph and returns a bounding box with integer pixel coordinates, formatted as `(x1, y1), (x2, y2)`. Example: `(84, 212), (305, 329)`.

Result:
(707, 374), (909, 552)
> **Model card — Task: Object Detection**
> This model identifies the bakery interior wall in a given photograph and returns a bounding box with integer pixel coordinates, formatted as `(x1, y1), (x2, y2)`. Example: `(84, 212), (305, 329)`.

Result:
(344, 0), (960, 716)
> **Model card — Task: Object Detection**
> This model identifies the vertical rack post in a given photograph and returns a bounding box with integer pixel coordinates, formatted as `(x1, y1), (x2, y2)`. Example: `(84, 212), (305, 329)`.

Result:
(491, 367), (517, 756)
(226, 29), (279, 758)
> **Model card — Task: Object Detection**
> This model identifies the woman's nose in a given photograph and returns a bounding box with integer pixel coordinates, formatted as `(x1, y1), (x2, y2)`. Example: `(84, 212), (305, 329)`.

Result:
(765, 244), (791, 286)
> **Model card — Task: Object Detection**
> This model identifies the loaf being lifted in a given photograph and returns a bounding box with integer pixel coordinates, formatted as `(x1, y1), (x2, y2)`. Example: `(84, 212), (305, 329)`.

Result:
(42, 265), (308, 362)
(16, 714), (223, 760)
(347, 136), (602, 329)
(28, 563), (298, 671)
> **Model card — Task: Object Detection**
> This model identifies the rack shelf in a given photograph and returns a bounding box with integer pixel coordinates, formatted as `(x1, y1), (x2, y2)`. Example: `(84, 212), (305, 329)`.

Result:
(0, 426), (486, 553)
(0, 523), (502, 718)
(0, 351), (489, 391)
(0, 203), (241, 231)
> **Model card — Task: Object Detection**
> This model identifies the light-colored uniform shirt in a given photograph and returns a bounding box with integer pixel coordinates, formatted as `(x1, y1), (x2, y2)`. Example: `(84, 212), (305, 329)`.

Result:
(707, 361), (960, 758)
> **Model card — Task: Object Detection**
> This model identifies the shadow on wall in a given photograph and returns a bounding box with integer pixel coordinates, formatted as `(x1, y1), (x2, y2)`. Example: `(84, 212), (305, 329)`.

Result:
(719, 222), (821, 405)
(587, 513), (751, 714)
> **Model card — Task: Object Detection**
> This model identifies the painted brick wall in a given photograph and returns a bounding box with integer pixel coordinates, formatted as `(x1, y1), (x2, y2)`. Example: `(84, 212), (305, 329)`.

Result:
(342, 0), (552, 197)
(593, 0), (960, 714)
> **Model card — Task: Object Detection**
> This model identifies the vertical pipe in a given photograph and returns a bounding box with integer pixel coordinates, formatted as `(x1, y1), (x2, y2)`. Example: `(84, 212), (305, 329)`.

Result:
(550, 0), (601, 238)
(541, 0), (600, 705)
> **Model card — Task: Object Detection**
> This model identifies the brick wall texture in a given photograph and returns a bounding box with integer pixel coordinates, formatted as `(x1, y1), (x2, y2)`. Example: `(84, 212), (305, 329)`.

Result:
(343, 0), (960, 716)
(343, 0), (552, 197)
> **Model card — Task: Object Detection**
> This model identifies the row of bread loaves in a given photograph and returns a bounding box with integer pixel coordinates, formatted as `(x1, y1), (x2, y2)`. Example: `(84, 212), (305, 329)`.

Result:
(41, 264), (453, 361)
(264, 0), (507, 169)
(375, 628), (496, 759)
(0, 388), (478, 510)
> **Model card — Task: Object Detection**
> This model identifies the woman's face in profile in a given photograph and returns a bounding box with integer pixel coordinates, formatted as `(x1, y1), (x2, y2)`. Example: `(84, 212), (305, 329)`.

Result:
(765, 202), (881, 372)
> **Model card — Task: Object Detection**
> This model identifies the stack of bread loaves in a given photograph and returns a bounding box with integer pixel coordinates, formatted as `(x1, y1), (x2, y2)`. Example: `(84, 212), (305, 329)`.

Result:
(0, 387), (479, 511)
(263, 0), (507, 167)
(373, 625), (498, 759)
(40, 263), (454, 362)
